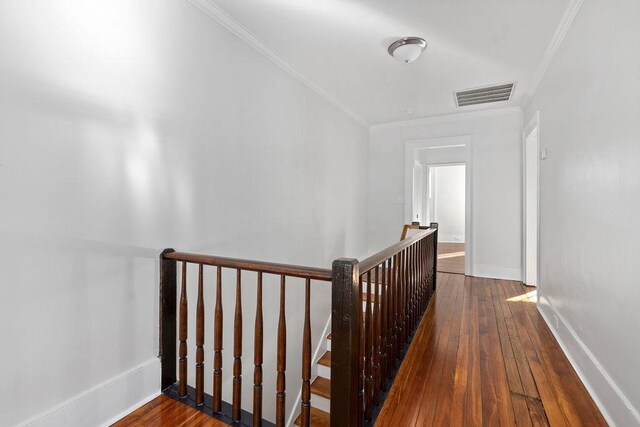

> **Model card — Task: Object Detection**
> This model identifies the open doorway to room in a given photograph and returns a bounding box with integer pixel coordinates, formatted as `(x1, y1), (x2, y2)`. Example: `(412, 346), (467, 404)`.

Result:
(426, 163), (466, 274)
(405, 136), (473, 275)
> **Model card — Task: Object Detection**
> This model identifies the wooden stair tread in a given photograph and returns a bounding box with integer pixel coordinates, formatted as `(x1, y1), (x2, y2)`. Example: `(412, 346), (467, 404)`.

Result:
(327, 332), (331, 340)
(294, 406), (330, 426)
(318, 351), (331, 367)
(311, 376), (331, 399)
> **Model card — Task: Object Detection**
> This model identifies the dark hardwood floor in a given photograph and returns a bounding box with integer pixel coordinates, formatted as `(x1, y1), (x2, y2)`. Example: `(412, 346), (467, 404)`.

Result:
(111, 395), (227, 427)
(375, 273), (606, 427)
(114, 273), (606, 426)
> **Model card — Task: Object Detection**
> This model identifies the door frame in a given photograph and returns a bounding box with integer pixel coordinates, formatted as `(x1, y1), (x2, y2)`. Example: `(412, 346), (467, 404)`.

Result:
(404, 135), (473, 275)
(522, 111), (540, 288)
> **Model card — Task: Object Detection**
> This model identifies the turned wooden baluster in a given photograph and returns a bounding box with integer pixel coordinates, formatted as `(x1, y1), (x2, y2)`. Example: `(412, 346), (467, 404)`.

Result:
(196, 264), (205, 405)
(381, 260), (389, 388)
(364, 270), (373, 420)
(397, 250), (403, 349)
(233, 269), (243, 422)
(179, 262), (188, 397)
(276, 275), (287, 427)
(408, 245), (414, 330)
(213, 266), (223, 412)
(404, 249), (410, 342)
(415, 244), (419, 324)
(419, 240), (424, 313)
(420, 241), (424, 309)
(407, 246), (412, 332)
(391, 254), (399, 365)
(358, 274), (364, 427)
(423, 239), (428, 309)
(253, 272), (263, 426)
(373, 265), (381, 405)
(300, 278), (312, 427)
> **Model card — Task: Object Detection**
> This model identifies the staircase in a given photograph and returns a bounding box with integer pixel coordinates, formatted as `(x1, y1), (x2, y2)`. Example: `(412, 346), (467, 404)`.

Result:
(294, 333), (332, 426)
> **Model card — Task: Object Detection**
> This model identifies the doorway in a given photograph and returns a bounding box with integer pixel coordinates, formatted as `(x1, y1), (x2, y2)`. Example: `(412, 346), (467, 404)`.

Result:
(405, 136), (473, 275)
(426, 163), (466, 274)
(523, 113), (539, 287)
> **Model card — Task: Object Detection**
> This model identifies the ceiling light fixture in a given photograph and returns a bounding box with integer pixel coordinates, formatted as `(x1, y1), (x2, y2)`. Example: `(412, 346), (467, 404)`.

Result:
(388, 37), (427, 64)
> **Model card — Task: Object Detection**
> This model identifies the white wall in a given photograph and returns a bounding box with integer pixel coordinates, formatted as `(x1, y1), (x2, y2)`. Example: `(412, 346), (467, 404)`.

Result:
(431, 165), (466, 242)
(369, 109), (523, 280)
(524, 1), (640, 425)
(0, 1), (368, 425)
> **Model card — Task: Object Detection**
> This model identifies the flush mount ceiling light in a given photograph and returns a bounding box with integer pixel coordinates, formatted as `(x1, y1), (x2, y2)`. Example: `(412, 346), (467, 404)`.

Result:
(388, 37), (427, 64)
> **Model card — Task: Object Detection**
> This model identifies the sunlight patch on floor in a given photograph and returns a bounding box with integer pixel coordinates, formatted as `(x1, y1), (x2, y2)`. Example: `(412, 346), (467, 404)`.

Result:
(506, 290), (537, 303)
(438, 251), (465, 259)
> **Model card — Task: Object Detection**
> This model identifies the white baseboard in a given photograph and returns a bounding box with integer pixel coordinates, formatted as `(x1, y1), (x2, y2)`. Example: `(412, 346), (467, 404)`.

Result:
(471, 264), (521, 281)
(537, 300), (640, 427)
(18, 358), (161, 427)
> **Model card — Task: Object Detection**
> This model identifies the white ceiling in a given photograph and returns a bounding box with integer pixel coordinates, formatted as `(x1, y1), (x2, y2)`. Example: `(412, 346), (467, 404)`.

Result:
(200, 0), (571, 126)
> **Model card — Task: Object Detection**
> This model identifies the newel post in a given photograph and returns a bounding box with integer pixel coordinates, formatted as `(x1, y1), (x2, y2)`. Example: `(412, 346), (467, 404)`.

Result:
(160, 248), (177, 390)
(331, 258), (362, 427)
(430, 223), (438, 291)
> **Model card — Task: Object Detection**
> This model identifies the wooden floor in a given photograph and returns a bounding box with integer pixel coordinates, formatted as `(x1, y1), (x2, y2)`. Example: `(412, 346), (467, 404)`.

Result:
(111, 395), (227, 427)
(438, 242), (465, 274)
(375, 273), (606, 427)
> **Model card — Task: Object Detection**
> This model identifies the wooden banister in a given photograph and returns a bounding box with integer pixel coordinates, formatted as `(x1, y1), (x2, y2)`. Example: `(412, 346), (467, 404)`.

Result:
(159, 222), (438, 427)
(359, 227), (436, 274)
(164, 251), (332, 281)
(331, 223), (438, 426)
(160, 248), (332, 426)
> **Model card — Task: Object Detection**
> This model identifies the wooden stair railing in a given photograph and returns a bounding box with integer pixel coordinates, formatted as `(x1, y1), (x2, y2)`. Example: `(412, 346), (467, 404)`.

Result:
(159, 222), (438, 427)
(331, 223), (438, 426)
(160, 250), (332, 426)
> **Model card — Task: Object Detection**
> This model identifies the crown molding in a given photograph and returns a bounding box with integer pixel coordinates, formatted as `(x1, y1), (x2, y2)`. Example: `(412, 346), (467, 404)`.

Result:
(185, 0), (369, 128)
(522, 0), (584, 110)
(370, 106), (523, 133)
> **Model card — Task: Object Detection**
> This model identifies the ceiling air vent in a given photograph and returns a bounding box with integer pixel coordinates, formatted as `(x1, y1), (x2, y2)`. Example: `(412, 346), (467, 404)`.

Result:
(455, 83), (514, 107)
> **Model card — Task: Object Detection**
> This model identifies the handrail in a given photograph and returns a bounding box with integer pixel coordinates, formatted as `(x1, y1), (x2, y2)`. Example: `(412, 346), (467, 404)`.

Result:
(400, 222), (428, 240)
(164, 251), (332, 281)
(331, 222), (438, 426)
(359, 226), (436, 274)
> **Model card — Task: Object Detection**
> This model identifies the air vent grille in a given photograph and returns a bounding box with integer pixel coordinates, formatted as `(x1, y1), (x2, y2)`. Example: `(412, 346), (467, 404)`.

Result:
(455, 83), (514, 107)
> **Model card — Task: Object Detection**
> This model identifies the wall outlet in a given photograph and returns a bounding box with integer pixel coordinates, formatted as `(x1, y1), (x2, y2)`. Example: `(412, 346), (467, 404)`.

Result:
(540, 149), (548, 160)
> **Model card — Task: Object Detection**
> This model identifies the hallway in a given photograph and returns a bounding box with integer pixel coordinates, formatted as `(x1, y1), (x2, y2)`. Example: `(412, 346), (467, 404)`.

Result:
(375, 273), (606, 426)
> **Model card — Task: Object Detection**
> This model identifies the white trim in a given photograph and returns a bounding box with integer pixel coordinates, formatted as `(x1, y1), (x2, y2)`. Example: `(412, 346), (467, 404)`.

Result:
(522, 111), (540, 287)
(404, 136), (474, 276)
(101, 392), (161, 427)
(286, 315), (333, 427)
(371, 106), (522, 132)
(185, 0), (368, 128)
(471, 264), (522, 281)
(17, 358), (161, 427)
(522, 0), (584, 109)
(537, 299), (640, 427)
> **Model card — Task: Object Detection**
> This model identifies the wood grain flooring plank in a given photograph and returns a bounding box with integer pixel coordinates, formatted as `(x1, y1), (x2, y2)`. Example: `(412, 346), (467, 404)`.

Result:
(384, 273), (458, 426)
(415, 273), (465, 426)
(482, 278), (516, 427)
(448, 276), (471, 427)
(495, 281), (540, 400)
